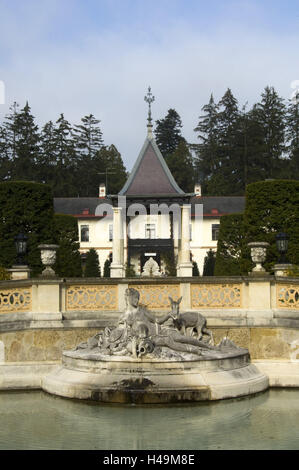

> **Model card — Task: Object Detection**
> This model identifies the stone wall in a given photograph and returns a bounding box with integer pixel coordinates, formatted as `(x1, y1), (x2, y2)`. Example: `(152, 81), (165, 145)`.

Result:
(1, 326), (299, 363)
(0, 328), (98, 362)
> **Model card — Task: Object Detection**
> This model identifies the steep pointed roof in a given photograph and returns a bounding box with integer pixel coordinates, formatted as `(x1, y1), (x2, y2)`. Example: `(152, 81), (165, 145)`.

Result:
(119, 136), (185, 196)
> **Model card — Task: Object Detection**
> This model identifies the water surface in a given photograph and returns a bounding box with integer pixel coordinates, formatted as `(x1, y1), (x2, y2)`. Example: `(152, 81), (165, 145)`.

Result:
(0, 389), (298, 450)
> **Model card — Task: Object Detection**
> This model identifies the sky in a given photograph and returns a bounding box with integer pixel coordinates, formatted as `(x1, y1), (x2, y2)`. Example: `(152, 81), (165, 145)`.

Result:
(0, 0), (299, 171)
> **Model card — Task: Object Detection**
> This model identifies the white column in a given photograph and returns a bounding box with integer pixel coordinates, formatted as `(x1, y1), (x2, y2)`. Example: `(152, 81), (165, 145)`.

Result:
(110, 207), (125, 278)
(178, 205), (193, 277)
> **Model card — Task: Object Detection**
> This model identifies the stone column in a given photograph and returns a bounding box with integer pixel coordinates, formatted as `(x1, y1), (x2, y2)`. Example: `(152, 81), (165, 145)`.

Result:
(110, 207), (125, 278)
(178, 205), (193, 277)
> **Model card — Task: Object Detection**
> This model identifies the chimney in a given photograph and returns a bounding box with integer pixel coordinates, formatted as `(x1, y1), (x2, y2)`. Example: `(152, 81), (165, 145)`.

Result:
(99, 183), (106, 198)
(194, 183), (201, 197)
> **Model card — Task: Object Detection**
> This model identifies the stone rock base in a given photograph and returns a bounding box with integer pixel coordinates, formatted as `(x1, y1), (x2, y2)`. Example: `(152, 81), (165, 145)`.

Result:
(42, 350), (269, 404)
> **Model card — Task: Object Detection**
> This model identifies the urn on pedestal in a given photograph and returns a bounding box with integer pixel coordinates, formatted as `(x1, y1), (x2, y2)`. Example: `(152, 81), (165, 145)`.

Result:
(248, 242), (269, 275)
(38, 244), (59, 277)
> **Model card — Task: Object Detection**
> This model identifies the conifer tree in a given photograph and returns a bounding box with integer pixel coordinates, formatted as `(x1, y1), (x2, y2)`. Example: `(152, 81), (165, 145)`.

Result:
(155, 109), (185, 158)
(254, 86), (286, 178)
(9, 102), (40, 181)
(286, 92), (299, 176)
(103, 258), (111, 277)
(203, 249), (216, 276)
(73, 114), (104, 196)
(0, 125), (11, 180)
(194, 94), (220, 190)
(52, 114), (76, 196)
(3, 102), (19, 161)
(166, 140), (194, 192)
(37, 121), (57, 185)
(95, 145), (127, 195)
(84, 248), (101, 277)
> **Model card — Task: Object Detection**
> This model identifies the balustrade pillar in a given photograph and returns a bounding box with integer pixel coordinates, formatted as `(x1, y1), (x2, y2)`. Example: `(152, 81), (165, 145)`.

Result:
(110, 207), (125, 278)
(177, 205), (193, 277)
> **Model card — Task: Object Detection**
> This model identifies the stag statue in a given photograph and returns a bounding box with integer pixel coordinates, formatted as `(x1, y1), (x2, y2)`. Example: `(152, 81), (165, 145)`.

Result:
(167, 296), (214, 345)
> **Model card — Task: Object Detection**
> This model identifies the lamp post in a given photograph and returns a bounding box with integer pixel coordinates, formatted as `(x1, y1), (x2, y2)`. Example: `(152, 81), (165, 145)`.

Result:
(274, 232), (292, 277)
(8, 232), (31, 280)
(14, 232), (28, 265)
(276, 232), (289, 264)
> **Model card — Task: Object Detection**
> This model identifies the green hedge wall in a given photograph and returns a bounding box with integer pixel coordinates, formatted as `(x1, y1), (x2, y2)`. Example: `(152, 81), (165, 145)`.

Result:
(214, 213), (249, 276)
(0, 181), (55, 276)
(243, 180), (299, 269)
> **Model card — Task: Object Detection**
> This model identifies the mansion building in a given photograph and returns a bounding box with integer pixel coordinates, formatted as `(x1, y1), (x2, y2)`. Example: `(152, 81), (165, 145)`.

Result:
(54, 123), (245, 277)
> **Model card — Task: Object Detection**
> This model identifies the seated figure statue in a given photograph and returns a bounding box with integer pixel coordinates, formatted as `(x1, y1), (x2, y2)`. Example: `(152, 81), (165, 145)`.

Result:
(75, 287), (221, 359)
(121, 288), (216, 358)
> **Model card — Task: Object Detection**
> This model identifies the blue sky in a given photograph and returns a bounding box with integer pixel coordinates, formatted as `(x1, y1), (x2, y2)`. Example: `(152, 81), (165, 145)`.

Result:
(0, 0), (299, 170)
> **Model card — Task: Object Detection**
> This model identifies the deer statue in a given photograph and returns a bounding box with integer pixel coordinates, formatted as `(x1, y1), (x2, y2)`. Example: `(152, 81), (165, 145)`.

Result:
(168, 296), (214, 345)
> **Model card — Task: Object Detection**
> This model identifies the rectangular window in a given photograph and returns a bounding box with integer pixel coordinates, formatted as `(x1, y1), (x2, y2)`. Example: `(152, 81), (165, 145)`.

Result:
(80, 225), (89, 242)
(212, 224), (220, 241)
(145, 224), (156, 239)
(109, 224), (113, 241)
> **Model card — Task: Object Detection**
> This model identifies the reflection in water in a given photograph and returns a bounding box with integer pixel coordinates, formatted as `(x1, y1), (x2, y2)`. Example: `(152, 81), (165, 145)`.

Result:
(0, 390), (298, 449)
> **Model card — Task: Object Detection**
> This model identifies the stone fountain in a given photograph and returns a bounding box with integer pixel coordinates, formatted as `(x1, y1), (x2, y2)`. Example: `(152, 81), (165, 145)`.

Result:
(42, 288), (268, 403)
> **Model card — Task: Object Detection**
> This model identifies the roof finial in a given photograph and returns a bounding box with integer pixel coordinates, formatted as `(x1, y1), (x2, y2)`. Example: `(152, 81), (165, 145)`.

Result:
(144, 86), (155, 138)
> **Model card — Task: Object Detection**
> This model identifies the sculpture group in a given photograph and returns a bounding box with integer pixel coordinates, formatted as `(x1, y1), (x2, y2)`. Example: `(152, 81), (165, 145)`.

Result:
(76, 288), (240, 360)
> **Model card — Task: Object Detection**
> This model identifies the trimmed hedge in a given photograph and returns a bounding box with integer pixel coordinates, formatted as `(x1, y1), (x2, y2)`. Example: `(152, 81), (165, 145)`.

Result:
(214, 213), (249, 275)
(215, 180), (299, 275)
(243, 180), (299, 270)
(53, 214), (82, 277)
(0, 181), (55, 276)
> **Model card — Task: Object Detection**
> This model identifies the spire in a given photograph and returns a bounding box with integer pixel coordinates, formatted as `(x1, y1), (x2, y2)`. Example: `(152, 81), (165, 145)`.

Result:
(144, 86), (155, 139)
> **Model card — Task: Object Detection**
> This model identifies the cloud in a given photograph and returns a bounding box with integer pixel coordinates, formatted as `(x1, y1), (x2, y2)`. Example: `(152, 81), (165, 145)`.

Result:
(0, 0), (298, 170)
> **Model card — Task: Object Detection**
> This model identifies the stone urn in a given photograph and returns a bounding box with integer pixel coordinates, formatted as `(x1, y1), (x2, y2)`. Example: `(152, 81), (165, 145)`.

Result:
(248, 242), (269, 274)
(38, 244), (59, 277)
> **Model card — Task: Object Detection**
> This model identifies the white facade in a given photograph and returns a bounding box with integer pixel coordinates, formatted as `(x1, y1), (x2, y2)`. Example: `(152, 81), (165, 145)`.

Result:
(77, 212), (220, 276)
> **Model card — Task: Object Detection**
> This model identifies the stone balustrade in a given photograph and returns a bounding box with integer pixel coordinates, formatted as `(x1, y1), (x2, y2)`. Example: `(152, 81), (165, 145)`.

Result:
(0, 276), (298, 320)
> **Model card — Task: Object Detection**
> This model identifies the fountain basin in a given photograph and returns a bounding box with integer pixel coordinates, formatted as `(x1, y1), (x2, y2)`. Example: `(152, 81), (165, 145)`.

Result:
(42, 348), (269, 404)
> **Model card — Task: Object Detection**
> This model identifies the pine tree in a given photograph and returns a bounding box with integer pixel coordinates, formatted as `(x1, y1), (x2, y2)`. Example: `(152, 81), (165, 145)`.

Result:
(84, 248), (101, 277)
(0, 125), (11, 180)
(254, 86), (286, 178)
(9, 102), (40, 181)
(155, 109), (185, 158)
(194, 90), (242, 195)
(73, 114), (104, 196)
(215, 89), (240, 194)
(94, 145), (127, 195)
(3, 102), (19, 161)
(165, 140), (194, 192)
(52, 114), (76, 196)
(193, 94), (220, 187)
(285, 92), (299, 177)
(73, 114), (104, 158)
(37, 121), (57, 185)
